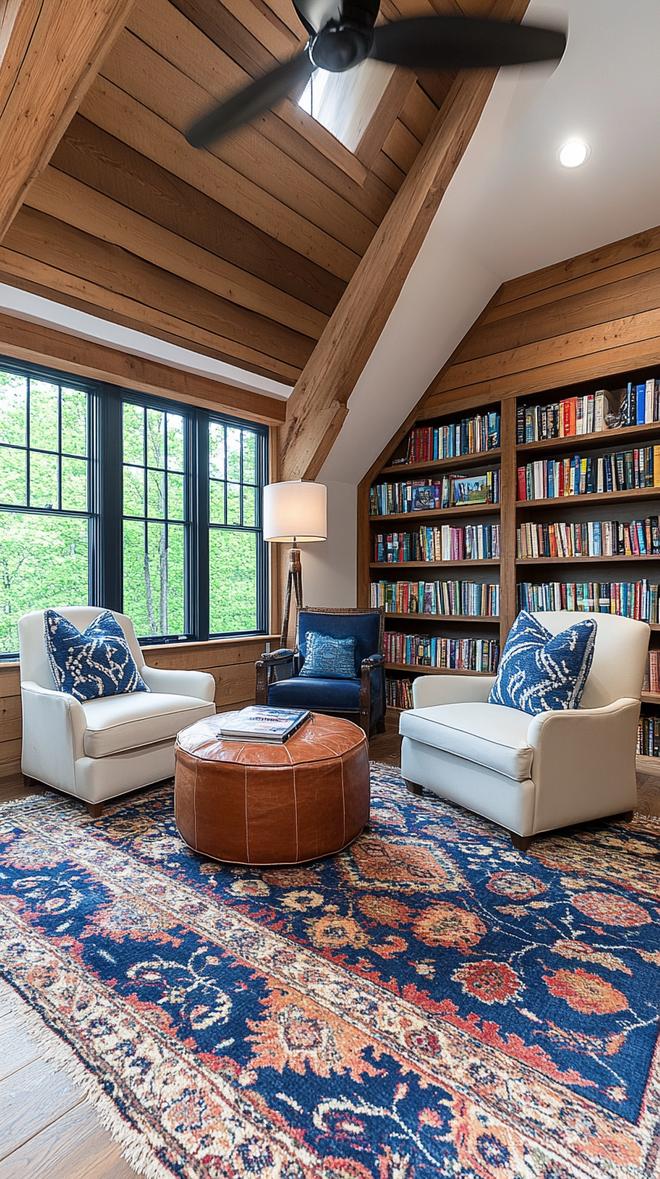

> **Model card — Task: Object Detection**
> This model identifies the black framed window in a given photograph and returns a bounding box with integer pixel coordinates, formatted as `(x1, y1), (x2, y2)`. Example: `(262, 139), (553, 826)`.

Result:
(0, 365), (92, 656)
(0, 356), (269, 657)
(122, 399), (189, 642)
(208, 418), (267, 636)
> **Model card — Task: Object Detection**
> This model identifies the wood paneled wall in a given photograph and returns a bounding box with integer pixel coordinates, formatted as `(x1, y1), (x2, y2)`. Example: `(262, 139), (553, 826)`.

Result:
(423, 223), (660, 418)
(0, 635), (273, 781)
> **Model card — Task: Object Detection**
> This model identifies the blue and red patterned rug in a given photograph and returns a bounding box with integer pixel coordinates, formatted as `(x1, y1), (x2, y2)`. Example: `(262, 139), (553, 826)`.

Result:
(0, 764), (658, 1178)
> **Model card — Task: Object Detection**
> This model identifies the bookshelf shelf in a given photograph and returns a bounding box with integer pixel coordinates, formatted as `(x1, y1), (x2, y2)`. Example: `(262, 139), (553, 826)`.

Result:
(516, 555), (660, 566)
(380, 448), (501, 477)
(386, 662), (493, 676)
(383, 613), (500, 623)
(516, 487), (660, 511)
(636, 754), (660, 776)
(370, 559), (500, 569)
(641, 691), (660, 704)
(517, 421), (660, 456)
(370, 503), (500, 523)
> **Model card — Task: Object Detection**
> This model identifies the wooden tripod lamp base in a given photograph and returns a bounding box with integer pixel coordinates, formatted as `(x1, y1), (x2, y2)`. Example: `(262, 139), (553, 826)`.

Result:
(263, 481), (328, 649)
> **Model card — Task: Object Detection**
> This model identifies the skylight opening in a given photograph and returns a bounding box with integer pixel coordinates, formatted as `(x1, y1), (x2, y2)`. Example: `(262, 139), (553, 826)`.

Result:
(297, 60), (394, 155)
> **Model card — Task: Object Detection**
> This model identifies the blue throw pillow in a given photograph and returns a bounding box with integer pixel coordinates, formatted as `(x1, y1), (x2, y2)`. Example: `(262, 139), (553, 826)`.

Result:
(489, 610), (597, 716)
(299, 631), (357, 680)
(45, 610), (150, 703)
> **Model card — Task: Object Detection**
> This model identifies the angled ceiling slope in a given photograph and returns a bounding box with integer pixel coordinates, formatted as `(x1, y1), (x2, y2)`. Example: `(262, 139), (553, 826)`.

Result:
(322, 0), (660, 484)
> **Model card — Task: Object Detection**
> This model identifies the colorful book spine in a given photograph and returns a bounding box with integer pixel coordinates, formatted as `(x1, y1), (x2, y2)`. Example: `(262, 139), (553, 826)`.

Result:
(637, 715), (660, 757)
(643, 650), (660, 693)
(518, 580), (660, 623)
(371, 470), (500, 516)
(516, 447), (660, 501)
(383, 633), (499, 672)
(370, 580), (500, 617)
(404, 411), (500, 463)
(386, 677), (414, 709)
(516, 379), (660, 443)
(516, 516), (660, 558)
(373, 523), (501, 563)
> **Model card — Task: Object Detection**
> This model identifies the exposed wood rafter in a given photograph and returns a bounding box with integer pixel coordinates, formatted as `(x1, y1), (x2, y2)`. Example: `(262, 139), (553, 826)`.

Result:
(0, 0), (134, 241)
(280, 0), (528, 480)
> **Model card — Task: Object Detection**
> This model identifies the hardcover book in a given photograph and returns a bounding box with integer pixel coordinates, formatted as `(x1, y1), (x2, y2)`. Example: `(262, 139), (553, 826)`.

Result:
(218, 706), (311, 743)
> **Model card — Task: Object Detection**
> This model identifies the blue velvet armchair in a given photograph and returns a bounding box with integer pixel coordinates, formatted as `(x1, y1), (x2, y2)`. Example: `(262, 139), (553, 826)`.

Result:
(255, 607), (386, 737)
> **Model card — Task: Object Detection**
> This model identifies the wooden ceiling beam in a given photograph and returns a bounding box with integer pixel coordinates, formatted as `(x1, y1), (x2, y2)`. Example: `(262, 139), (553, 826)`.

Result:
(280, 0), (528, 480)
(0, 0), (134, 241)
(0, 310), (287, 424)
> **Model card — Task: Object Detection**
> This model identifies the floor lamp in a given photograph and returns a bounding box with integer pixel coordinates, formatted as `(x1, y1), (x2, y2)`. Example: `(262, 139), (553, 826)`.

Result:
(263, 481), (328, 648)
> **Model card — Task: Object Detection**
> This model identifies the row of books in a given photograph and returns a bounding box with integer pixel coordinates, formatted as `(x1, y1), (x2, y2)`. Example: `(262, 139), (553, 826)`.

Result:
(370, 580), (500, 616)
(644, 649), (660, 693)
(373, 523), (501, 564)
(402, 411), (500, 463)
(517, 448), (660, 501)
(386, 677), (414, 710)
(518, 580), (660, 623)
(516, 379), (660, 444)
(517, 392), (609, 442)
(517, 517), (660, 559)
(383, 633), (500, 672)
(637, 715), (660, 759)
(371, 471), (500, 516)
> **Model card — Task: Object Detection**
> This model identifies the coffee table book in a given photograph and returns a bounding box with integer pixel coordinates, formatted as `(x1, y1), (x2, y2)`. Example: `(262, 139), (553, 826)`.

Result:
(217, 706), (311, 743)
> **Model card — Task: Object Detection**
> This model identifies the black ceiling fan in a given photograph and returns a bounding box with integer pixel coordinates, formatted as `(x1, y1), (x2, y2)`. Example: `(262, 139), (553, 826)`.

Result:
(186, 0), (566, 149)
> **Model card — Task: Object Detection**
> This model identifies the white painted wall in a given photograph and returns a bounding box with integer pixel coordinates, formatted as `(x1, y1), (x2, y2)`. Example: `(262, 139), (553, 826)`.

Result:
(301, 481), (358, 608)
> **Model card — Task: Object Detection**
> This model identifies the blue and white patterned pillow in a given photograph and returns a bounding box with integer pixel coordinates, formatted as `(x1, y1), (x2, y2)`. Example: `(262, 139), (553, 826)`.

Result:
(299, 631), (357, 680)
(489, 610), (597, 716)
(45, 610), (150, 703)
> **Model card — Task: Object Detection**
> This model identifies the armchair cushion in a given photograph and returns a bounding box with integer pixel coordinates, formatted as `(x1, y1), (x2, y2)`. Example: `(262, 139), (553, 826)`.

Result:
(299, 631), (357, 679)
(46, 609), (149, 702)
(488, 610), (597, 716)
(81, 691), (215, 758)
(400, 702), (533, 781)
(267, 675), (361, 712)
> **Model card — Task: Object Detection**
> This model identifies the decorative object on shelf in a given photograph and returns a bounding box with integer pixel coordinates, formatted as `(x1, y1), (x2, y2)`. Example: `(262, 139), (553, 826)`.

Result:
(451, 472), (492, 506)
(263, 480), (327, 648)
(255, 607), (386, 737)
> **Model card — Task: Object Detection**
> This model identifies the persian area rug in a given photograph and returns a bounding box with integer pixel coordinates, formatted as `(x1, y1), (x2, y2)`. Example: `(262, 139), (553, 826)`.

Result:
(0, 766), (658, 1179)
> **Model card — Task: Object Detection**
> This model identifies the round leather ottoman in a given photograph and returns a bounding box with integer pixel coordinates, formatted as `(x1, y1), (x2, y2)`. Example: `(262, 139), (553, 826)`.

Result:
(174, 712), (370, 865)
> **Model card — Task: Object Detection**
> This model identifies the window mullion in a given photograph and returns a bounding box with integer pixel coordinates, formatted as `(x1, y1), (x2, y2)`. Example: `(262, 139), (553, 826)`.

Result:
(95, 385), (123, 610)
(192, 408), (209, 642)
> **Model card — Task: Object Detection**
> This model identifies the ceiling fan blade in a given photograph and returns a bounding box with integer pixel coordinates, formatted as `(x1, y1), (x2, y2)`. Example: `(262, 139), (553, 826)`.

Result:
(186, 52), (314, 148)
(371, 16), (566, 71)
(292, 0), (341, 36)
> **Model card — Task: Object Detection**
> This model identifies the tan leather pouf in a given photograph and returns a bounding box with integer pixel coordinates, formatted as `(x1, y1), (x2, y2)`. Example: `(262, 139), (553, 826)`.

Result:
(174, 712), (370, 865)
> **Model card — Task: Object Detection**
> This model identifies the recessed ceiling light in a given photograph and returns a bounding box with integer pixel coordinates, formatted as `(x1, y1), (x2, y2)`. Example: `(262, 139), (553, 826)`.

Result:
(558, 138), (590, 168)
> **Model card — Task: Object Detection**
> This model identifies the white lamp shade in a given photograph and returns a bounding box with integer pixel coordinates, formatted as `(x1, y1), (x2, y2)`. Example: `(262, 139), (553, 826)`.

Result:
(263, 480), (327, 543)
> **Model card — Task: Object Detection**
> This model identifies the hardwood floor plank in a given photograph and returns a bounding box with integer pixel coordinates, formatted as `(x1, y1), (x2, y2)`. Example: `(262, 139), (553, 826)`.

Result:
(0, 1099), (137, 1178)
(0, 1059), (83, 1161)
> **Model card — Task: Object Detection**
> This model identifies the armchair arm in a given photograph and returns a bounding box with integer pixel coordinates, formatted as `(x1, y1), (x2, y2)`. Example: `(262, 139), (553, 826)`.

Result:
(141, 665), (215, 703)
(527, 698), (640, 834)
(360, 652), (385, 670)
(255, 649), (296, 704)
(360, 654), (386, 735)
(412, 674), (495, 709)
(20, 680), (86, 791)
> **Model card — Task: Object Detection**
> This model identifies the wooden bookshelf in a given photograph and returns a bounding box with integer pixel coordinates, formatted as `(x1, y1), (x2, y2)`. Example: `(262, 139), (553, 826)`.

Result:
(380, 448), (501, 477)
(358, 373), (660, 724)
(386, 663), (494, 676)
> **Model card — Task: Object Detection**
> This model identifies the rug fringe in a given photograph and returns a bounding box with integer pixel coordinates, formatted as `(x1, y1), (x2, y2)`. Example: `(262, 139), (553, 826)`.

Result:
(1, 982), (173, 1179)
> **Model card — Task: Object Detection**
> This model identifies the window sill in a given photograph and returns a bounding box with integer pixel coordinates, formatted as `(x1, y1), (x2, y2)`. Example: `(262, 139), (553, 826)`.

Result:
(0, 633), (280, 670)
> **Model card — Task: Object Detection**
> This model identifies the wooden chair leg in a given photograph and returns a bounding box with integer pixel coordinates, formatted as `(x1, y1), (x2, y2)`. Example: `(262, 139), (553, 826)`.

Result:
(510, 832), (532, 852)
(86, 802), (104, 818)
(405, 779), (423, 796)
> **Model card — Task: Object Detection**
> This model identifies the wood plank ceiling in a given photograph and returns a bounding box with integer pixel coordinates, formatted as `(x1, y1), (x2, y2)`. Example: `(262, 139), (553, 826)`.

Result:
(0, 0), (494, 384)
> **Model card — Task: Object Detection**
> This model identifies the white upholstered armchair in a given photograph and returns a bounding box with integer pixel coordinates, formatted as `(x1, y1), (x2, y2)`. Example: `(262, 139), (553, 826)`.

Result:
(19, 607), (216, 815)
(400, 612), (649, 849)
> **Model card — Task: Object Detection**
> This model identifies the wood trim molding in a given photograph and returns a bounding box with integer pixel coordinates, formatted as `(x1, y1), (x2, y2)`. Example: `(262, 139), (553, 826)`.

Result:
(0, 311), (287, 424)
(0, 0), (134, 241)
